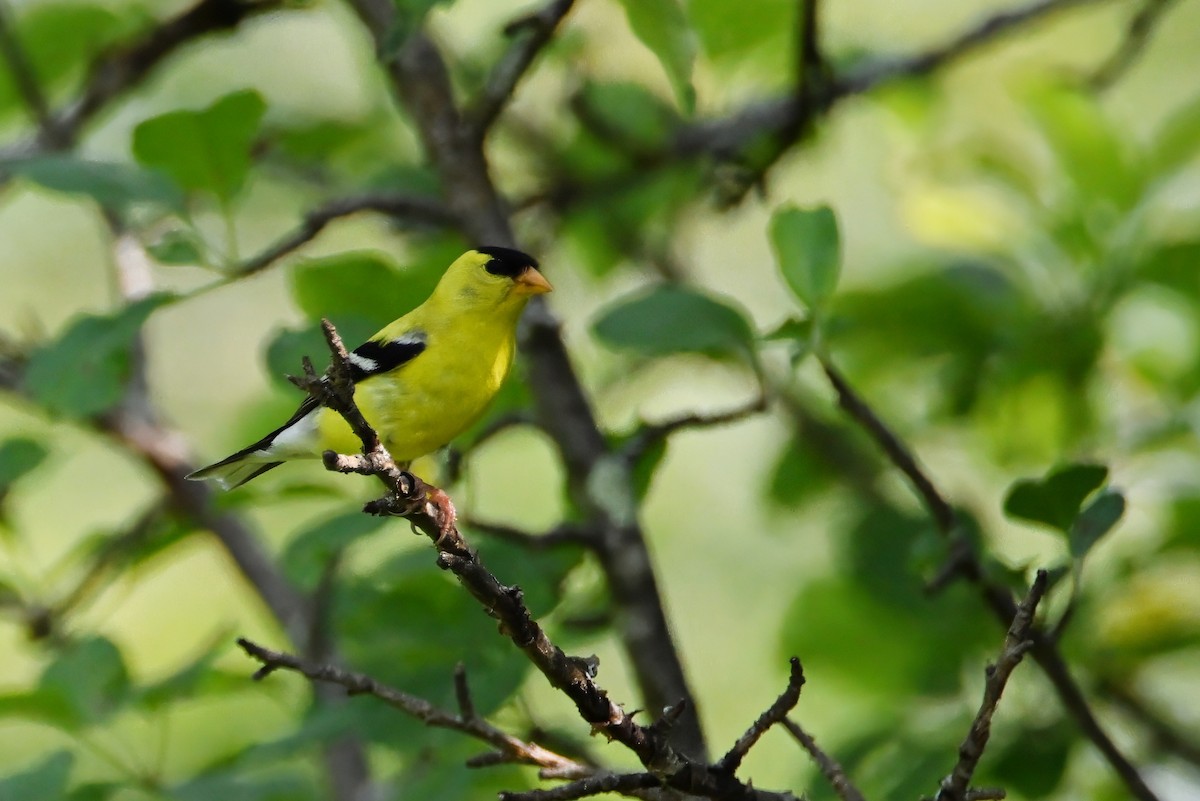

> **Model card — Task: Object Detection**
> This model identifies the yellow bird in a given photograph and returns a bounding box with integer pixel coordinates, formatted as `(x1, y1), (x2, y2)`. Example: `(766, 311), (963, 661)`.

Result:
(187, 247), (551, 489)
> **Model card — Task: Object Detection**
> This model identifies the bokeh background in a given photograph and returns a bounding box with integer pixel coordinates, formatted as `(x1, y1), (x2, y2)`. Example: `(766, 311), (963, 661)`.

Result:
(0, 0), (1198, 799)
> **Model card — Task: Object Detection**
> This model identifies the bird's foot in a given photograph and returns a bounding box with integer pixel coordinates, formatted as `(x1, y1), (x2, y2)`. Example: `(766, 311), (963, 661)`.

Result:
(427, 486), (458, 544)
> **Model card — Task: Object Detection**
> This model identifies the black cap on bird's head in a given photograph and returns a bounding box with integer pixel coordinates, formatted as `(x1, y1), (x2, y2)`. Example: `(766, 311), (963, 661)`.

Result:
(476, 246), (539, 277)
(475, 246), (552, 295)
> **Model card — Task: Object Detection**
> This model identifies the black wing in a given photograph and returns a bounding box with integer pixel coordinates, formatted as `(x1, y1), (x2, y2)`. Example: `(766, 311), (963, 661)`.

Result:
(347, 332), (427, 382)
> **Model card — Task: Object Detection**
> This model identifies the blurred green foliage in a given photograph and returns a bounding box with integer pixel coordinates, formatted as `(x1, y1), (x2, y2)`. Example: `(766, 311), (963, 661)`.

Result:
(0, 1), (1198, 800)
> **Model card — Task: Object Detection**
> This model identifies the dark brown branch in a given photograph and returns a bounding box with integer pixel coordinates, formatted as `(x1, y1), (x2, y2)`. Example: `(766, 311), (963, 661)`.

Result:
(0, 0), (60, 147)
(52, 501), (167, 619)
(343, 0), (709, 760)
(238, 637), (590, 777)
(234, 192), (456, 277)
(465, 0), (576, 137)
(464, 519), (596, 549)
(1088, 0), (1179, 90)
(819, 358), (957, 534)
(834, 0), (1109, 97)
(675, 0), (1117, 168)
(816, 358), (1161, 801)
(454, 662), (477, 721)
(0, 0), (285, 156)
(624, 394), (769, 464)
(1101, 680), (1200, 768)
(498, 772), (662, 801)
(782, 719), (867, 801)
(718, 658), (805, 775)
(286, 320), (794, 800)
(935, 570), (1048, 801)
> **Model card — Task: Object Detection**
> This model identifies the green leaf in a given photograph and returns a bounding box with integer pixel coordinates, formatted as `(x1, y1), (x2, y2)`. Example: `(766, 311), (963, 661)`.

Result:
(39, 637), (131, 727)
(171, 772), (310, 801)
(22, 294), (173, 419)
(65, 783), (119, 801)
(146, 228), (205, 265)
(0, 751), (73, 801)
(133, 90), (267, 202)
(577, 82), (678, 151)
(983, 721), (1073, 797)
(770, 204), (841, 312)
(281, 512), (388, 589)
(690, 0), (793, 66)
(0, 4), (133, 124)
(1025, 82), (1140, 209)
(1003, 463), (1109, 533)
(1150, 94), (1200, 179)
(382, 0), (454, 54)
(0, 438), (48, 493)
(3, 156), (184, 212)
(136, 638), (229, 710)
(767, 428), (833, 506)
(630, 437), (667, 501)
(290, 250), (440, 330)
(614, 0), (696, 113)
(592, 284), (755, 359)
(1069, 490), (1125, 561)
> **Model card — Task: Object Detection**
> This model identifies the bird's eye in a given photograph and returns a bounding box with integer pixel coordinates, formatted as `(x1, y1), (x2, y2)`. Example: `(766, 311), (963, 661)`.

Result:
(477, 246), (538, 278)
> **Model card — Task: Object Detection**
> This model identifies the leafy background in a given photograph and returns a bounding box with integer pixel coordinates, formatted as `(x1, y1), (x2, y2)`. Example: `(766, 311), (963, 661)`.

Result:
(0, 0), (1198, 799)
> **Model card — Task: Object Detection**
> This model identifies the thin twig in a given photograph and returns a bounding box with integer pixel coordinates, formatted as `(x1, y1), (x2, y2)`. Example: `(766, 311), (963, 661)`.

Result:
(234, 193), (456, 277)
(935, 570), (1048, 801)
(284, 319), (794, 800)
(718, 657), (806, 775)
(675, 0), (1115, 163)
(0, 0), (60, 147)
(498, 772), (661, 801)
(834, 0), (1109, 95)
(237, 638), (591, 777)
(1088, 0), (1179, 90)
(463, 519), (596, 549)
(454, 662), (477, 721)
(52, 501), (167, 618)
(817, 358), (1162, 801)
(623, 394), (769, 464)
(0, 0), (284, 158)
(1101, 680), (1200, 768)
(819, 358), (957, 534)
(783, 719), (867, 801)
(465, 0), (577, 137)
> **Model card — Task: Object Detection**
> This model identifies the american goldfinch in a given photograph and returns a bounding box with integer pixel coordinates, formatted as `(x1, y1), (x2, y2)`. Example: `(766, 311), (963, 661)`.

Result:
(187, 247), (551, 489)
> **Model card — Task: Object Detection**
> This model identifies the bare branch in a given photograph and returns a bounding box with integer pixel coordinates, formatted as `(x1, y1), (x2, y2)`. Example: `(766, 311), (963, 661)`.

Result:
(454, 662), (477, 722)
(339, 0), (711, 759)
(234, 192), (456, 277)
(1088, 0), (1180, 91)
(498, 772), (662, 801)
(464, 519), (596, 549)
(816, 358), (1162, 801)
(281, 320), (795, 799)
(1101, 680), (1200, 768)
(819, 358), (958, 535)
(835, 0), (1110, 96)
(718, 658), (806, 775)
(672, 0), (1119, 171)
(935, 570), (1048, 801)
(623, 394), (769, 464)
(238, 637), (591, 777)
(0, 0), (60, 146)
(0, 0), (285, 158)
(465, 0), (577, 137)
(782, 719), (867, 801)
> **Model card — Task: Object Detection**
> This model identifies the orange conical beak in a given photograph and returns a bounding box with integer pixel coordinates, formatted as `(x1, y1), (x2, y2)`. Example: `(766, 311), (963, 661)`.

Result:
(513, 266), (553, 295)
